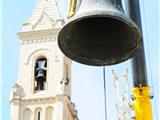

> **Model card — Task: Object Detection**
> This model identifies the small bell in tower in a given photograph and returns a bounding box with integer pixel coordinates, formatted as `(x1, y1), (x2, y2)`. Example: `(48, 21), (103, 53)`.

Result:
(35, 59), (47, 90)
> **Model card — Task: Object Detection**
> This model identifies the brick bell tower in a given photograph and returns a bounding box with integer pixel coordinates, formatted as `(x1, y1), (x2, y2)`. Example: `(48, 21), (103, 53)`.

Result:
(9, 0), (78, 120)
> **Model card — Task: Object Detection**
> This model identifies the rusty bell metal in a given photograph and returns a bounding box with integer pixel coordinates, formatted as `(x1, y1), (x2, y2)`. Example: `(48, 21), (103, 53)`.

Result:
(58, 0), (141, 66)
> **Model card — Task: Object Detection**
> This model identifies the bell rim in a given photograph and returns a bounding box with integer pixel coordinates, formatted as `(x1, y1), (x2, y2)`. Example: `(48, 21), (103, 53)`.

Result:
(58, 11), (142, 66)
(59, 43), (141, 66)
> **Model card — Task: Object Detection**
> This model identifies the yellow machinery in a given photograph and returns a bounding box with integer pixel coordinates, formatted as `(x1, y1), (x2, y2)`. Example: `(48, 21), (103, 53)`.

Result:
(132, 86), (152, 120)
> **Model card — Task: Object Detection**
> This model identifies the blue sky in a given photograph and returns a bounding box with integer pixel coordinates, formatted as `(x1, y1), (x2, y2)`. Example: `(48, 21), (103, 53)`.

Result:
(2, 0), (159, 120)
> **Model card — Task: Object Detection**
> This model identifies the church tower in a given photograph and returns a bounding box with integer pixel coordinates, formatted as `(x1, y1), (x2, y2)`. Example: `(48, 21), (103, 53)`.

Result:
(9, 0), (78, 120)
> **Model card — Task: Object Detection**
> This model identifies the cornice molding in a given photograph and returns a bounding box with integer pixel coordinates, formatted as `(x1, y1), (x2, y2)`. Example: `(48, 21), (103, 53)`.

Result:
(10, 95), (69, 105)
(20, 37), (56, 45)
(17, 29), (61, 40)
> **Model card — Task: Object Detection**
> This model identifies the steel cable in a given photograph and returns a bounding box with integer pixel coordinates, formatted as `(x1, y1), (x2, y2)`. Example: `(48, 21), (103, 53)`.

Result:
(103, 67), (107, 120)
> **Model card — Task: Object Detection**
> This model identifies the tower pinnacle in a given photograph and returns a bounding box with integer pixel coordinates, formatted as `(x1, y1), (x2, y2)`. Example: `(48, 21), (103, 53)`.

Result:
(22, 0), (63, 31)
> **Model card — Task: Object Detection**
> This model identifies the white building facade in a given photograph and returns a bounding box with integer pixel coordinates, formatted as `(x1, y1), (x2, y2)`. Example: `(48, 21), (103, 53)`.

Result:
(9, 0), (78, 120)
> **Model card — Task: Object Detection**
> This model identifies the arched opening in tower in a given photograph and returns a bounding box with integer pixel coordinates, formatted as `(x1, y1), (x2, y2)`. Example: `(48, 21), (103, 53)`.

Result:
(34, 57), (47, 91)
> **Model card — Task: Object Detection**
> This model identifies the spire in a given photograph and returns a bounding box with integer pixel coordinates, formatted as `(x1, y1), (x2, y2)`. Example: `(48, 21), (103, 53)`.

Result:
(22, 0), (64, 31)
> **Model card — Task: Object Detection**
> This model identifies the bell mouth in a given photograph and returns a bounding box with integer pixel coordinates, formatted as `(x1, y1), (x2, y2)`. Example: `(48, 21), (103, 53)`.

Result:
(36, 76), (45, 81)
(58, 14), (141, 66)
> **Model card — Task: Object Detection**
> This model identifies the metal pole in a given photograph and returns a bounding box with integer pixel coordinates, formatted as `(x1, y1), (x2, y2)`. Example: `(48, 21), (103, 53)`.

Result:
(126, 0), (148, 87)
(126, 1), (153, 120)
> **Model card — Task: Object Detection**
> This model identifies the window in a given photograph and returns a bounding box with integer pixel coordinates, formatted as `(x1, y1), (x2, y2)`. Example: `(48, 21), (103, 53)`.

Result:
(38, 111), (40, 120)
(34, 57), (47, 91)
(35, 108), (42, 120)
(46, 107), (53, 120)
(23, 108), (31, 120)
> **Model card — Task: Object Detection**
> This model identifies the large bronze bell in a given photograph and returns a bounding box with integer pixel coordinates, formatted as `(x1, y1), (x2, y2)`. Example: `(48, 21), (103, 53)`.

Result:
(58, 0), (141, 66)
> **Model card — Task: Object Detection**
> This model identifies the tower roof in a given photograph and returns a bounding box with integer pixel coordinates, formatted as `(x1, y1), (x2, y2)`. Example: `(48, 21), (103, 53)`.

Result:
(22, 0), (64, 31)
